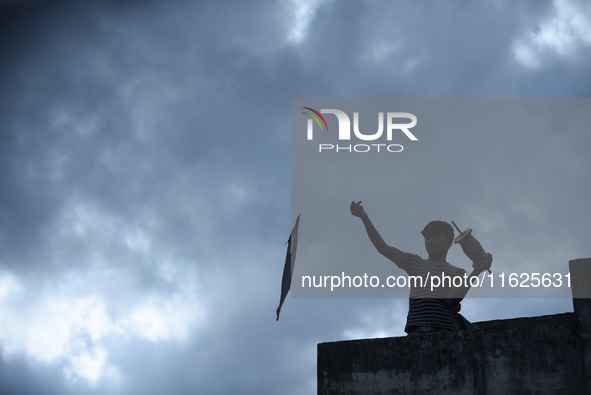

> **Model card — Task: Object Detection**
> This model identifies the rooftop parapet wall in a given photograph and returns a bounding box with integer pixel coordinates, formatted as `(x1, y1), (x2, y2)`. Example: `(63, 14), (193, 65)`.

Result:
(318, 258), (591, 395)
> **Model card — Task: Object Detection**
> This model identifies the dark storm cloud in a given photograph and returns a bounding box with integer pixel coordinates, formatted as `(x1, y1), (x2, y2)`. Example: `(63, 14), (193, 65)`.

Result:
(280, 1), (559, 96)
(0, 1), (298, 393)
(0, 0), (290, 267)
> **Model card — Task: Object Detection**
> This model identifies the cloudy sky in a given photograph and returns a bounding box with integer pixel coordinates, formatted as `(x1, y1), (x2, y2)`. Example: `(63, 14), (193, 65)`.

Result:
(0, 0), (590, 394)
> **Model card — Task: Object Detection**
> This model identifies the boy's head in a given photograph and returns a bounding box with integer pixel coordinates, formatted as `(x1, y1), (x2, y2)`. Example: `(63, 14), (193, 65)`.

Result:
(421, 221), (454, 261)
(421, 220), (454, 243)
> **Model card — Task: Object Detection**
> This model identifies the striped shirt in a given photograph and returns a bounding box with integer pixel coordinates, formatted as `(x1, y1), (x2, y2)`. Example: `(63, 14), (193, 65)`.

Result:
(399, 252), (467, 333)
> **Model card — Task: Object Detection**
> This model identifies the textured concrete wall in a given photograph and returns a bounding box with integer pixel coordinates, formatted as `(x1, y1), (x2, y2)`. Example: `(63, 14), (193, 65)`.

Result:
(318, 258), (591, 395)
(570, 258), (591, 383)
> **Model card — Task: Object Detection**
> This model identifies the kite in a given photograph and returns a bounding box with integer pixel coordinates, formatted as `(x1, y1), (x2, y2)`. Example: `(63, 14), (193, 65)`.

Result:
(276, 214), (300, 321)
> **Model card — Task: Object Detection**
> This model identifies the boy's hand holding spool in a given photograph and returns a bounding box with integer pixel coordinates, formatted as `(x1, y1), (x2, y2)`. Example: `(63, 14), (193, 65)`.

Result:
(473, 252), (493, 275)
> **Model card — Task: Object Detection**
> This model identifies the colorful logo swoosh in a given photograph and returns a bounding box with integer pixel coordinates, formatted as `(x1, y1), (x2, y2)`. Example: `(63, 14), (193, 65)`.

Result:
(302, 107), (328, 130)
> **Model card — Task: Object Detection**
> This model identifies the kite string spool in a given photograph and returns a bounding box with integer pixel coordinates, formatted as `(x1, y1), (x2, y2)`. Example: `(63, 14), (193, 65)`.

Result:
(452, 221), (492, 274)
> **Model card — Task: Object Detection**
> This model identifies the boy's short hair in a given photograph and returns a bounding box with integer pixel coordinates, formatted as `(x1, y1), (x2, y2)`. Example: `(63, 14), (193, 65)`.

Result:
(421, 220), (454, 242)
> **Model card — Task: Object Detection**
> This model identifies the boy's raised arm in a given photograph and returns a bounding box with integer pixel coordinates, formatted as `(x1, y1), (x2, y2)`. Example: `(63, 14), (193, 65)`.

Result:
(351, 201), (405, 268)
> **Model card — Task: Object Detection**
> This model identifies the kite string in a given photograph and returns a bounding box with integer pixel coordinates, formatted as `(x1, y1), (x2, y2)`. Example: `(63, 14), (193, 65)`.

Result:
(295, 207), (347, 267)
(294, 207), (420, 268)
